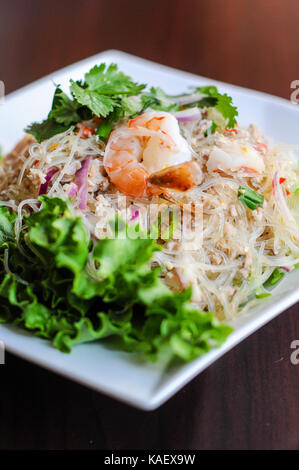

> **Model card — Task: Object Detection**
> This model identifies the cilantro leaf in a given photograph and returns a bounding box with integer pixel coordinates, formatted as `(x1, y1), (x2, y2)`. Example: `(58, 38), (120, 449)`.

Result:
(25, 119), (69, 143)
(216, 94), (238, 128)
(71, 64), (145, 122)
(48, 86), (81, 125)
(25, 63), (146, 142)
(195, 86), (238, 127)
(121, 96), (143, 117)
(84, 63), (146, 95)
(141, 87), (179, 113)
(25, 86), (79, 142)
(70, 80), (117, 118)
(194, 96), (218, 109)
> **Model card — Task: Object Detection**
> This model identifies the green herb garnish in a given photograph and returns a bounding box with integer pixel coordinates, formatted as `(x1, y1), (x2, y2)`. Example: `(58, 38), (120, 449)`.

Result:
(194, 86), (238, 128)
(255, 292), (271, 299)
(263, 268), (285, 288)
(204, 120), (217, 137)
(25, 63), (239, 142)
(25, 64), (146, 142)
(238, 186), (264, 210)
(141, 87), (179, 113)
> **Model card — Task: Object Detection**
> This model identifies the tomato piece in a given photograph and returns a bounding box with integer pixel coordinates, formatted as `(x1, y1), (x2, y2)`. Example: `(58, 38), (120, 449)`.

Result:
(76, 124), (95, 138)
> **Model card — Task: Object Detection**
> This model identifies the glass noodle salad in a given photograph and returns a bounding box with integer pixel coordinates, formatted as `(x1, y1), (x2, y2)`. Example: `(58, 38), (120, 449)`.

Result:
(0, 63), (298, 361)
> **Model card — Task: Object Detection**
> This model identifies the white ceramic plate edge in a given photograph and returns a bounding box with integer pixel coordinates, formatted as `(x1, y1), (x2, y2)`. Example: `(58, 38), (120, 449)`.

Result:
(1, 49), (299, 410)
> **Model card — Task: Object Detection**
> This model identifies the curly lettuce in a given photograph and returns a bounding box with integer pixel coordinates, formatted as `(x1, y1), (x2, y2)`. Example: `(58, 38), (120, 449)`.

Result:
(0, 197), (232, 361)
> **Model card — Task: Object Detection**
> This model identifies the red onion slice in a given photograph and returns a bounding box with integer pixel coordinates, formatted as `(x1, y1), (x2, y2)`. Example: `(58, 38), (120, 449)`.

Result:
(38, 168), (58, 195)
(281, 266), (291, 272)
(174, 108), (202, 123)
(131, 206), (139, 222)
(68, 183), (78, 198)
(75, 156), (92, 210)
(171, 93), (206, 106)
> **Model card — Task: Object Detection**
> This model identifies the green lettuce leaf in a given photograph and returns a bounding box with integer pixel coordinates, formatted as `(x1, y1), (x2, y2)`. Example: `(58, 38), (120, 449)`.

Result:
(0, 197), (232, 361)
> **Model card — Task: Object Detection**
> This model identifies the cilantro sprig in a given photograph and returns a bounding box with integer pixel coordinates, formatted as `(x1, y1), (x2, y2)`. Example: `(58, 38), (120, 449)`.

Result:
(25, 64), (147, 142)
(141, 87), (180, 113)
(193, 86), (238, 128)
(25, 63), (239, 142)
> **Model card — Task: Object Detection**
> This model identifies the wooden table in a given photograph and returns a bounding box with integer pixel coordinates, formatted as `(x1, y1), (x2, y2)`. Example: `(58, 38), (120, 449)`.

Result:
(0, 0), (299, 450)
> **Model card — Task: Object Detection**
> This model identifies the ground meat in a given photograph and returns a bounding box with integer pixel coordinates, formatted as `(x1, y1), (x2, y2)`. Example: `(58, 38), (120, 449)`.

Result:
(0, 135), (40, 202)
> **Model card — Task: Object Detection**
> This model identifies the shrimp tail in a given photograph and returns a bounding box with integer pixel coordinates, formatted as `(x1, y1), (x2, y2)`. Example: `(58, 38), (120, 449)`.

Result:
(149, 161), (202, 192)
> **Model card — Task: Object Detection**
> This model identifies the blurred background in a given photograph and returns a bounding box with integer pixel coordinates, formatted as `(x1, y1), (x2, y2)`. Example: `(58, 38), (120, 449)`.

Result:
(0, 0), (298, 99)
(0, 0), (299, 451)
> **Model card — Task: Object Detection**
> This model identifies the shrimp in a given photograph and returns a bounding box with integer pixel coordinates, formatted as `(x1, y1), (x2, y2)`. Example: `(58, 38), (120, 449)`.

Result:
(207, 140), (265, 174)
(103, 111), (202, 198)
(149, 161), (202, 191)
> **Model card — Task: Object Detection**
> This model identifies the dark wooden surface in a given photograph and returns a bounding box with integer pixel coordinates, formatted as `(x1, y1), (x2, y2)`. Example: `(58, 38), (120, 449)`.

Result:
(0, 0), (299, 450)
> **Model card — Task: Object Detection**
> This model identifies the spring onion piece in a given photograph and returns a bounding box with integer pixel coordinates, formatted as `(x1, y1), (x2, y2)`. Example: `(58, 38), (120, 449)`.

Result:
(204, 121), (217, 137)
(255, 292), (271, 299)
(263, 268), (285, 288)
(238, 186), (264, 210)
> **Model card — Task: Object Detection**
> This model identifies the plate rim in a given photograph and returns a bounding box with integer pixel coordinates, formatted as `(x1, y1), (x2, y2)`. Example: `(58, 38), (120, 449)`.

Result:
(5, 48), (297, 110)
(1, 49), (299, 410)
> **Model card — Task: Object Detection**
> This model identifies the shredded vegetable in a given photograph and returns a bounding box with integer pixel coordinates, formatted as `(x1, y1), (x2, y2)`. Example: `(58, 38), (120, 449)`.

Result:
(38, 168), (58, 195)
(238, 186), (264, 210)
(75, 155), (92, 210)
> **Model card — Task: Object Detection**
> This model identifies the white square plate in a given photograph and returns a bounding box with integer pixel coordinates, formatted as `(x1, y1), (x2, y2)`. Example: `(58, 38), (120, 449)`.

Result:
(1, 50), (299, 410)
